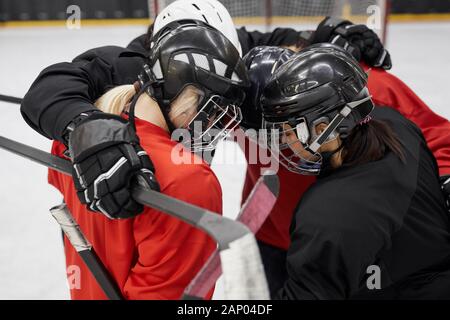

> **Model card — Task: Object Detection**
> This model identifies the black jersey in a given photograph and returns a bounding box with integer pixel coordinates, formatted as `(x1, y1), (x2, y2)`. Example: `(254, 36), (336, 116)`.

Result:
(277, 107), (450, 300)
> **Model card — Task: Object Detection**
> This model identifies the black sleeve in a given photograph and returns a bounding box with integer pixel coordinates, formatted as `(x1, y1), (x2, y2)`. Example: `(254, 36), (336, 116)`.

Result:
(237, 27), (309, 56)
(21, 46), (143, 142)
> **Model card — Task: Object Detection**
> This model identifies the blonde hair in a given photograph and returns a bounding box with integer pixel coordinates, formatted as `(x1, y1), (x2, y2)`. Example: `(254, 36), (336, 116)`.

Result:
(94, 84), (137, 115)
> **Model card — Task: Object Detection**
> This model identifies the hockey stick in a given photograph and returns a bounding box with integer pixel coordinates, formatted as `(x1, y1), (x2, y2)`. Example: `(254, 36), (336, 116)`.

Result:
(0, 94), (22, 104)
(182, 172), (279, 299)
(0, 135), (270, 300)
(50, 203), (124, 300)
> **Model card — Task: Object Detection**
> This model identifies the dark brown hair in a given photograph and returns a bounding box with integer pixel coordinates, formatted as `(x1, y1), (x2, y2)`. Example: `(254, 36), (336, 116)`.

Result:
(341, 119), (405, 167)
(144, 23), (155, 53)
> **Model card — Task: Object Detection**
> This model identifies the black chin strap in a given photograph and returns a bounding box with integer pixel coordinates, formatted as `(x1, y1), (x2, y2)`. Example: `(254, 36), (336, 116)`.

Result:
(128, 81), (178, 137)
(159, 100), (177, 134)
(319, 143), (345, 176)
(128, 82), (152, 135)
(138, 62), (179, 134)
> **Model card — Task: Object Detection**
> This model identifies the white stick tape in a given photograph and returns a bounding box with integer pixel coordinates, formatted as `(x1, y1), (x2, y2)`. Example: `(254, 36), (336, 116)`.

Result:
(50, 203), (92, 252)
(220, 233), (270, 300)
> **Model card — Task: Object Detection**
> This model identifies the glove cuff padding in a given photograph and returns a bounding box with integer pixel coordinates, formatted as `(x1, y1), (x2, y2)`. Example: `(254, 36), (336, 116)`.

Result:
(440, 175), (450, 183)
(441, 175), (450, 213)
(69, 114), (138, 162)
(67, 113), (161, 219)
(441, 175), (450, 193)
(312, 17), (351, 44)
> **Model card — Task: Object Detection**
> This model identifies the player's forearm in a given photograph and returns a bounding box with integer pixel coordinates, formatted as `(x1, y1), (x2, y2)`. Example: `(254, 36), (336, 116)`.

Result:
(21, 62), (99, 142)
(20, 45), (131, 142)
(237, 27), (307, 55)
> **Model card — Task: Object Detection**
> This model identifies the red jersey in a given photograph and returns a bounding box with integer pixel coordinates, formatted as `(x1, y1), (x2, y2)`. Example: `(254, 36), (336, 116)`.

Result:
(243, 67), (450, 250)
(49, 117), (222, 299)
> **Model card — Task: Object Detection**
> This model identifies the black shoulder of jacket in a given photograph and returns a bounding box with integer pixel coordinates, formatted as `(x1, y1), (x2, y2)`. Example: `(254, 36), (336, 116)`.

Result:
(73, 45), (146, 62)
(21, 45), (147, 141)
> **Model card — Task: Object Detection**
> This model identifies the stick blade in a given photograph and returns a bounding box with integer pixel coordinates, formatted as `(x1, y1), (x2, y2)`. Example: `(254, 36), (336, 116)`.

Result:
(182, 172), (280, 299)
(220, 233), (270, 300)
(262, 171), (280, 198)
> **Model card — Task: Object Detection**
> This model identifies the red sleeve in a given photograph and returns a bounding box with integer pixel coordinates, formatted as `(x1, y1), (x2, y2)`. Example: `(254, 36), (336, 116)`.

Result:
(366, 67), (450, 176)
(123, 170), (222, 300)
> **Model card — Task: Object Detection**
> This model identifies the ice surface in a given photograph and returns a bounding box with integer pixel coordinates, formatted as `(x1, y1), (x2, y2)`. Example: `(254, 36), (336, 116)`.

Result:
(0, 22), (448, 299)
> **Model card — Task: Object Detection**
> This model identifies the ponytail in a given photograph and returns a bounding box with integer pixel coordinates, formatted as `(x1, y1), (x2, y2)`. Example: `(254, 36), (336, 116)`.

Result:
(341, 119), (405, 167)
(94, 85), (136, 115)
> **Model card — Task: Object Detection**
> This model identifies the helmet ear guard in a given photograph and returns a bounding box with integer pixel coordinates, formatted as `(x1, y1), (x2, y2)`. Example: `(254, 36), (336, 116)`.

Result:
(137, 63), (160, 101)
(307, 89), (373, 153)
(335, 87), (375, 138)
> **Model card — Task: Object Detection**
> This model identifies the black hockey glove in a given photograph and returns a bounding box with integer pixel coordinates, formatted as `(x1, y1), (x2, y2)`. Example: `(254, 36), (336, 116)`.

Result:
(441, 175), (450, 213)
(67, 112), (160, 219)
(312, 17), (392, 70)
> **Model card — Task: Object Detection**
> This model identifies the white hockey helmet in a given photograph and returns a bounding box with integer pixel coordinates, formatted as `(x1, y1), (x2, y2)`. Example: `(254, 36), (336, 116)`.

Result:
(153, 0), (242, 56)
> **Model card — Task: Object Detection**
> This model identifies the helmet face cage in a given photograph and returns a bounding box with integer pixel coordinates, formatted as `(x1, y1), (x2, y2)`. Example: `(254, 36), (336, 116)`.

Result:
(183, 94), (243, 152)
(261, 117), (323, 175)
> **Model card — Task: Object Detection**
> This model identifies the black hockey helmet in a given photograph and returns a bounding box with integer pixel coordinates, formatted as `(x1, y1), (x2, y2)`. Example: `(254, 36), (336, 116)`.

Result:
(241, 46), (294, 129)
(138, 19), (250, 151)
(261, 43), (374, 174)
